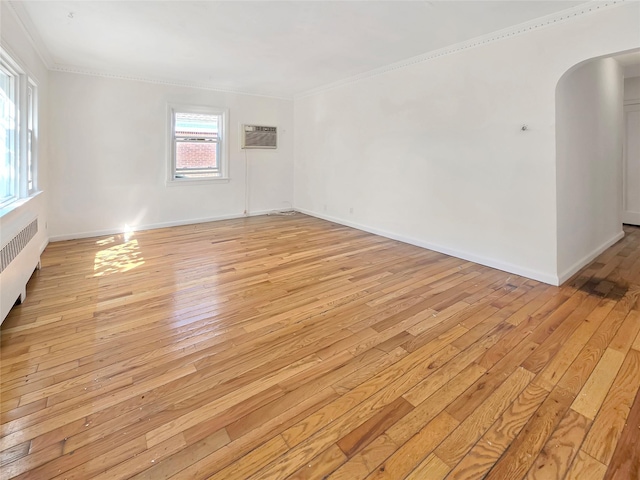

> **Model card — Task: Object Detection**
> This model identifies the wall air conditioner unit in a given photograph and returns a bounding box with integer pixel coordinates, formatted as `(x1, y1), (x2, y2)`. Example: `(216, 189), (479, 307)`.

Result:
(241, 125), (277, 149)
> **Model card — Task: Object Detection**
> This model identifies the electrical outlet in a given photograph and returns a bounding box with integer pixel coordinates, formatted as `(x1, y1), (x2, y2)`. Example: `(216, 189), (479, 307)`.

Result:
(323, 204), (327, 212)
(349, 207), (354, 214)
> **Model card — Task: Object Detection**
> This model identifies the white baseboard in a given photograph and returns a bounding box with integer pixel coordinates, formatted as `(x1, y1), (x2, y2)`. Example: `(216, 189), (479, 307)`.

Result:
(295, 207), (559, 285)
(48, 209), (282, 242)
(556, 230), (625, 285)
(48, 207), (615, 287)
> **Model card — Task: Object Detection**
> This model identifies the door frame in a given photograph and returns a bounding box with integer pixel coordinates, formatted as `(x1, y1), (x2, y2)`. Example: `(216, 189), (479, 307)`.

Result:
(623, 101), (640, 226)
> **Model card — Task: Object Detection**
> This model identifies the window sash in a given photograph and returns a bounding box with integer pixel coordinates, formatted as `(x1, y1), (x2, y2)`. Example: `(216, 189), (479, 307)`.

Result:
(175, 135), (219, 142)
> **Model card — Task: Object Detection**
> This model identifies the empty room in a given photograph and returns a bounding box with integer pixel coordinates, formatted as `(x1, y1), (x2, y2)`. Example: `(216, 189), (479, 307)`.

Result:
(2, 1), (640, 479)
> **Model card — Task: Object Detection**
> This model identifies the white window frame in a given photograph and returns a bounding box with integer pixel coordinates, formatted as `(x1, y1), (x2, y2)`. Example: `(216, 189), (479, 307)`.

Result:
(167, 104), (229, 185)
(0, 47), (38, 212)
(26, 80), (37, 195)
(1, 54), (19, 207)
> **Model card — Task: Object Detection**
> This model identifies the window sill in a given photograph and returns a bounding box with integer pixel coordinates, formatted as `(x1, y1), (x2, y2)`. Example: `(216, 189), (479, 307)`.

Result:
(165, 178), (230, 187)
(0, 191), (44, 219)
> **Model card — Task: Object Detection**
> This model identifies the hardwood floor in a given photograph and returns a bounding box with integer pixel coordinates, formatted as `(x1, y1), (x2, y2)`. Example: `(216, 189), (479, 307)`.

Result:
(1, 214), (639, 480)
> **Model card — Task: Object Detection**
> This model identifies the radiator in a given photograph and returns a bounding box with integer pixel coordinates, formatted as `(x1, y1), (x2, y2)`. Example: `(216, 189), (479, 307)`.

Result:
(1, 218), (38, 274)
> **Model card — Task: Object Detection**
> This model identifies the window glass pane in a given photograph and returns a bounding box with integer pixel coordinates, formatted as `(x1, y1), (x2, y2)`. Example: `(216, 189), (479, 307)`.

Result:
(175, 112), (218, 139)
(27, 85), (33, 191)
(0, 64), (16, 203)
(175, 141), (219, 177)
(27, 85), (33, 130)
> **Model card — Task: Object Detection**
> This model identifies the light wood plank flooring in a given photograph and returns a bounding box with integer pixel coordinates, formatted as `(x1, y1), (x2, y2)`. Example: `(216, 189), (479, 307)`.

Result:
(1, 214), (639, 480)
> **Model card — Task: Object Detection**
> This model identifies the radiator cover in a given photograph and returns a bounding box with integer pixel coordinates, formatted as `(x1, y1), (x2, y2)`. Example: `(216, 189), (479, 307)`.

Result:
(1, 218), (38, 274)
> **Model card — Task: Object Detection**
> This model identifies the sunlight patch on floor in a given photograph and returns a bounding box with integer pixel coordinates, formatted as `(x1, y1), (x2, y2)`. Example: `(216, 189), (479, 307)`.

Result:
(93, 237), (144, 277)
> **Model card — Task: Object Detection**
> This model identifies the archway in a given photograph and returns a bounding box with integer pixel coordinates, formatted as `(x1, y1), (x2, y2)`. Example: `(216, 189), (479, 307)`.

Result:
(555, 48), (640, 283)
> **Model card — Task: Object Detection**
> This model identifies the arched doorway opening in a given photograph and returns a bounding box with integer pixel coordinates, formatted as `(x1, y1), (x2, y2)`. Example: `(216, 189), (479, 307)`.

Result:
(555, 49), (640, 283)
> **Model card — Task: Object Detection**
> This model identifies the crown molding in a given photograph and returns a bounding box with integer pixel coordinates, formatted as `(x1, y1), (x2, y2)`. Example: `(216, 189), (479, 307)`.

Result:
(49, 64), (294, 100)
(6, 1), (54, 69)
(295, 0), (628, 99)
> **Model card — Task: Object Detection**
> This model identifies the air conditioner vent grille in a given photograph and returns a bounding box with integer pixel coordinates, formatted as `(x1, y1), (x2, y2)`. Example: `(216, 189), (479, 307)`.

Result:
(242, 125), (277, 149)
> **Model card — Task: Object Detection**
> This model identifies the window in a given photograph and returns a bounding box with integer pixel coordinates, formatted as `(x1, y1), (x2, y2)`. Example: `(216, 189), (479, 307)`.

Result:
(0, 49), (38, 209)
(168, 106), (229, 184)
(1, 56), (17, 205)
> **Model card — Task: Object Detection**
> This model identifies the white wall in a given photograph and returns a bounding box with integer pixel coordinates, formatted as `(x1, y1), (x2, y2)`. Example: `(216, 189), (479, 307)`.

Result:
(623, 75), (640, 226)
(48, 72), (294, 240)
(294, 2), (640, 285)
(1, 2), (50, 321)
(556, 58), (624, 281)
(625, 76), (640, 102)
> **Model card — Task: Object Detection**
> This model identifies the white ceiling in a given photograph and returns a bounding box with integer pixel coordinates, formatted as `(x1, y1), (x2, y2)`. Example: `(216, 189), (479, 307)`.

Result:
(14, 1), (592, 98)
